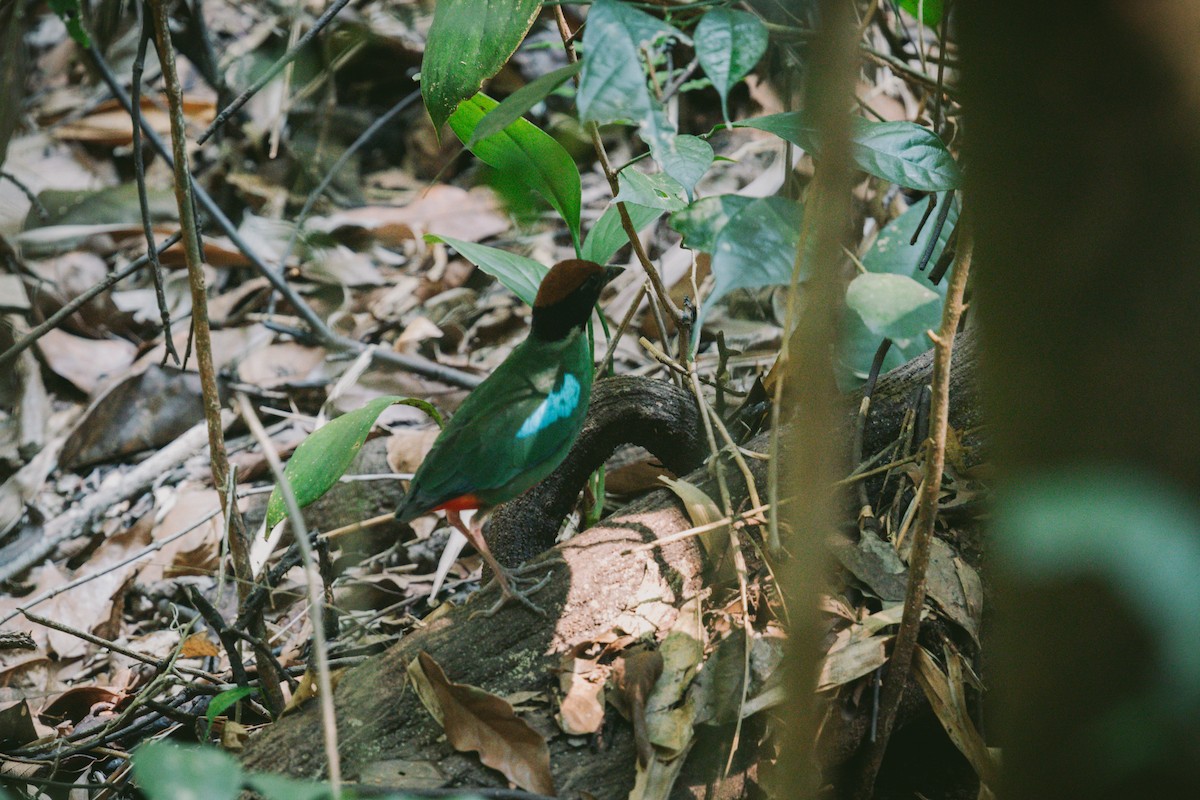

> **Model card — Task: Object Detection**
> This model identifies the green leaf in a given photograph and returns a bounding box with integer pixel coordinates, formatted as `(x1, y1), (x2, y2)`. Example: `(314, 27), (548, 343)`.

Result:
(694, 8), (769, 126)
(651, 134), (714, 199)
(48, 0), (90, 46)
(614, 169), (689, 212)
(577, 0), (682, 126)
(420, 0), (541, 131)
(266, 396), (442, 531)
(737, 112), (962, 191)
(845, 273), (942, 349)
(133, 742), (243, 800)
(467, 62), (582, 147)
(836, 196), (958, 387)
(581, 203), (661, 264)
(425, 234), (547, 305)
(897, 0), (944, 26)
(449, 93), (582, 249)
(700, 196), (803, 331)
(669, 194), (754, 253)
(244, 773), (333, 800)
(204, 686), (257, 738)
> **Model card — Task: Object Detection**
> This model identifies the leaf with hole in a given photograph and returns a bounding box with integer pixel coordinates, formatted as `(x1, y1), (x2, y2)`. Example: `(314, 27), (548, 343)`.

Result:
(426, 235), (547, 305)
(420, 0), (541, 131)
(694, 8), (769, 126)
(669, 194), (754, 253)
(614, 169), (689, 212)
(265, 396), (442, 531)
(449, 94), (582, 249)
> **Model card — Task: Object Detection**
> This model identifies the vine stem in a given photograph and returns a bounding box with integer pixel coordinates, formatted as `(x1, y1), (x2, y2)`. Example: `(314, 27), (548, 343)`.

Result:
(146, 0), (250, 587)
(552, 6), (684, 331)
(852, 221), (974, 799)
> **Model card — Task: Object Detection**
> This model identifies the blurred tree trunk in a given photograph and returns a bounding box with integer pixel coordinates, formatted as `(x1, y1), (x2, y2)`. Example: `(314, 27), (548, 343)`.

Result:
(960, 2), (1200, 797)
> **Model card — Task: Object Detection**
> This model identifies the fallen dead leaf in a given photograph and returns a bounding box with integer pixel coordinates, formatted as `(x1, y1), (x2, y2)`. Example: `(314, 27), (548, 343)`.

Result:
(415, 651), (554, 796)
(51, 96), (216, 147)
(611, 649), (663, 766)
(37, 328), (136, 395)
(180, 632), (220, 659)
(309, 185), (509, 246)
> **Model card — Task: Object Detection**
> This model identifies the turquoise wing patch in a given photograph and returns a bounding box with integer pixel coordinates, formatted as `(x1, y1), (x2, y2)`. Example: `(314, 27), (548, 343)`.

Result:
(516, 373), (582, 440)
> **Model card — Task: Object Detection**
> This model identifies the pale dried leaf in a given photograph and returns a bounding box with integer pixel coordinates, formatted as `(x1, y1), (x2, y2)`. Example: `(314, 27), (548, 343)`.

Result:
(309, 185), (509, 246)
(37, 329), (136, 395)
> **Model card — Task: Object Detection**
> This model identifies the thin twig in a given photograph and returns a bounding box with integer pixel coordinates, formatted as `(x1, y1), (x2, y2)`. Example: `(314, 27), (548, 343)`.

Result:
(131, 5), (179, 366)
(84, 45), (482, 389)
(552, 6), (684, 329)
(236, 394), (341, 793)
(197, 0), (357, 144)
(853, 222), (973, 799)
(0, 232), (182, 369)
(149, 0), (251, 598)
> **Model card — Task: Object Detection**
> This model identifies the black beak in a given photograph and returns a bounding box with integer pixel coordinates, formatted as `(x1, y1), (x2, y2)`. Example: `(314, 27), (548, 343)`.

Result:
(603, 265), (625, 284)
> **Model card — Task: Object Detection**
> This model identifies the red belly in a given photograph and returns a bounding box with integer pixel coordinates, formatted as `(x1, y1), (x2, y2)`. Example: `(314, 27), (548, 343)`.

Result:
(434, 493), (481, 512)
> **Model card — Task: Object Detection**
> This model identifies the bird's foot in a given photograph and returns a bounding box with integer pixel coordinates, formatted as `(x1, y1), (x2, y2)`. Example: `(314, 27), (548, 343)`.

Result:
(471, 566), (553, 618)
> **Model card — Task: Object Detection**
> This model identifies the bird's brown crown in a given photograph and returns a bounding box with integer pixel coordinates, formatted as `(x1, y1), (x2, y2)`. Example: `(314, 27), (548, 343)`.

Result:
(534, 259), (606, 308)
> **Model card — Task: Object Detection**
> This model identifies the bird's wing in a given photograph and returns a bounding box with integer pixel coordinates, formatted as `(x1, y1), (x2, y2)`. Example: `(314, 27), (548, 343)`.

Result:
(397, 347), (588, 517)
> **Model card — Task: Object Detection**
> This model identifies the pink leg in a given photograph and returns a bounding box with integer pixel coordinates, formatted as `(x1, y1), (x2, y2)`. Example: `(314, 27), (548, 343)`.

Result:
(445, 509), (548, 616)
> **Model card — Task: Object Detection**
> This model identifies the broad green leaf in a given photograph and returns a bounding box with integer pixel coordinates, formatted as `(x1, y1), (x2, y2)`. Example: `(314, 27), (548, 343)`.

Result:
(581, 202), (661, 264)
(614, 169), (688, 212)
(897, 0), (944, 26)
(837, 196), (958, 387)
(425, 234), (547, 305)
(265, 396), (442, 531)
(845, 272), (942, 349)
(578, 0), (681, 126)
(133, 742), (242, 800)
(700, 196), (803, 332)
(205, 686), (257, 732)
(651, 133), (714, 199)
(738, 112), (962, 191)
(467, 62), (582, 147)
(694, 8), (769, 126)
(669, 194), (754, 253)
(48, 0), (89, 46)
(420, 0), (540, 131)
(244, 773), (333, 800)
(449, 94), (582, 249)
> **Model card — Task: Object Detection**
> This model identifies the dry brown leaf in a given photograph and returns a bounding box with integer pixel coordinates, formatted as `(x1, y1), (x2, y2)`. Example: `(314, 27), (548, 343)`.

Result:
(37, 328), (136, 395)
(818, 635), (890, 692)
(310, 185), (509, 246)
(557, 655), (607, 736)
(385, 427), (440, 476)
(179, 632), (220, 659)
(0, 700), (37, 749)
(416, 651), (554, 796)
(611, 649), (663, 766)
(135, 489), (224, 584)
(51, 96), (215, 147)
(236, 342), (327, 388)
(913, 646), (998, 786)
